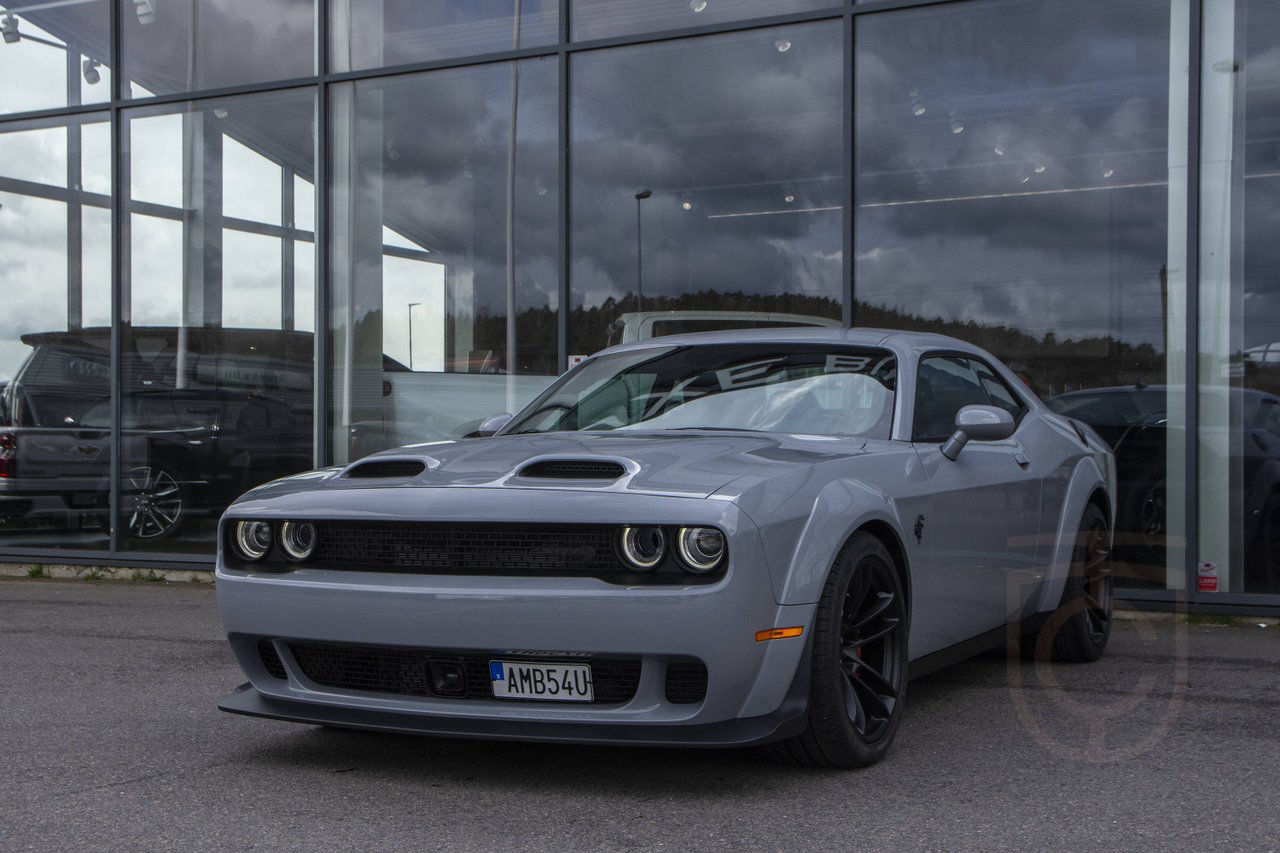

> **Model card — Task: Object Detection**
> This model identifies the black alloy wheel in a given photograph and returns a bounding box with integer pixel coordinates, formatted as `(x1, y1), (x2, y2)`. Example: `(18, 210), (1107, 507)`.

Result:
(1039, 502), (1113, 663)
(124, 465), (185, 539)
(767, 532), (908, 768)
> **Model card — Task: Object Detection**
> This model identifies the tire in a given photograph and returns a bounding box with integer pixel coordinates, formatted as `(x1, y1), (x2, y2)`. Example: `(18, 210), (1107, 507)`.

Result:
(766, 532), (908, 769)
(1038, 503), (1113, 663)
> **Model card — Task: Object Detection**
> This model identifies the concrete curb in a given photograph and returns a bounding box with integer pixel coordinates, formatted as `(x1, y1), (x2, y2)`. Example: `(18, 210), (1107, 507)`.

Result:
(0, 562), (213, 584)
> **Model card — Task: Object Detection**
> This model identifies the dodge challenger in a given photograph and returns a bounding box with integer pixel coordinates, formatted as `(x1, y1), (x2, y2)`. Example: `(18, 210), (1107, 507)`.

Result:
(216, 328), (1115, 767)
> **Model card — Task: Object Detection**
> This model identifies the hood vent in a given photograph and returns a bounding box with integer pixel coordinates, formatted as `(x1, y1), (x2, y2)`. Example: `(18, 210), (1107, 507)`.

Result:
(345, 459), (426, 479)
(518, 460), (626, 480)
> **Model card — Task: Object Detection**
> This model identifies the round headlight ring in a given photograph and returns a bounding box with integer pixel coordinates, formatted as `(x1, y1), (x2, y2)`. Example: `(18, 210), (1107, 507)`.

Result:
(677, 527), (725, 573)
(279, 521), (317, 562)
(233, 520), (273, 561)
(619, 525), (666, 570)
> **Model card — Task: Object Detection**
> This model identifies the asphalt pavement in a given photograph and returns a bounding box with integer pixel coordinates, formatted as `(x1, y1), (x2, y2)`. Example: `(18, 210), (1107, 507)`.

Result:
(2, 577), (1278, 851)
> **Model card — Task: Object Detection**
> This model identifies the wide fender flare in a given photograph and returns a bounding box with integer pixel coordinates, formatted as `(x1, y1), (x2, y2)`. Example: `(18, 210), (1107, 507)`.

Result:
(1034, 455), (1113, 614)
(774, 478), (913, 607)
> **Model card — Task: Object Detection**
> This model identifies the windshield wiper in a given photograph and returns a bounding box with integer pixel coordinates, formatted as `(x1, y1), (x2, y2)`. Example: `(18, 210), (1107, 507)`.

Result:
(659, 426), (763, 432)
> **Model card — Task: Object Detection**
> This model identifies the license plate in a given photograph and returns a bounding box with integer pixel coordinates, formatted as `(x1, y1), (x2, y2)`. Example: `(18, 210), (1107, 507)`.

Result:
(489, 660), (594, 702)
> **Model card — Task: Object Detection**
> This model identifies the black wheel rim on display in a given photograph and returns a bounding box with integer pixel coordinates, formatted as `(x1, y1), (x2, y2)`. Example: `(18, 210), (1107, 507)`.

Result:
(838, 558), (905, 744)
(126, 466), (182, 539)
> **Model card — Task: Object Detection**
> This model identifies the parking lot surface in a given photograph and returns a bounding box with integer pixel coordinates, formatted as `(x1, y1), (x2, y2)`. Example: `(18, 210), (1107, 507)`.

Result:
(2, 577), (1278, 851)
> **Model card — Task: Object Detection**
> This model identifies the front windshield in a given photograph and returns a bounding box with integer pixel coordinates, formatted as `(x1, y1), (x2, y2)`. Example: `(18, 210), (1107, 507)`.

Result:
(505, 344), (897, 438)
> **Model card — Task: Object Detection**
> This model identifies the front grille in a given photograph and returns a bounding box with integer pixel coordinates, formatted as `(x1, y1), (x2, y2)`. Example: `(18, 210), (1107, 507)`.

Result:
(312, 522), (622, 575)
(345, 459), (426, 479)
(665, 660), (709, 704)
(519, 460), (626, 480)
(258, 639), (287, 679)
(288, 641), (642, 704)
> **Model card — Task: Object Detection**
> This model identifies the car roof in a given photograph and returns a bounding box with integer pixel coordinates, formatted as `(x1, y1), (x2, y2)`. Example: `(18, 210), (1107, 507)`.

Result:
(597, 326), (994, 360)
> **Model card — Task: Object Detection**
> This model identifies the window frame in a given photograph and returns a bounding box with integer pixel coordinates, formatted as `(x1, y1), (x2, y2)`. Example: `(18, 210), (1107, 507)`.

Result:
(911, 350), (1030, 444)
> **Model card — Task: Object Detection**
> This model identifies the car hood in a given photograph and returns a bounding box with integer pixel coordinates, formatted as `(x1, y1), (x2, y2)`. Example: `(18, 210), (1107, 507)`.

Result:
(295, 431), (870, 500)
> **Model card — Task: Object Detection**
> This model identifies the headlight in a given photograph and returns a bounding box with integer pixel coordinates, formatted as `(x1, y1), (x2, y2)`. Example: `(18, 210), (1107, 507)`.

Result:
(233, 520), (273, 561)
(676, 527), (725, 573)
(619, 525), (666, 570)
(279, 521), (317, 561)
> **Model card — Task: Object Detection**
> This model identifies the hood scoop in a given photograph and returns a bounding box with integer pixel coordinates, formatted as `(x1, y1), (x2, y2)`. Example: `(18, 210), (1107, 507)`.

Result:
(516, 459), (627, 481)
(344, 459), (427, 479)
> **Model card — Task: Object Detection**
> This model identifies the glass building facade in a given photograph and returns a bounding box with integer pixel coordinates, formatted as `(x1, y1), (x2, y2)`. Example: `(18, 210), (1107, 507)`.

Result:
(0, 0), (1274, 610)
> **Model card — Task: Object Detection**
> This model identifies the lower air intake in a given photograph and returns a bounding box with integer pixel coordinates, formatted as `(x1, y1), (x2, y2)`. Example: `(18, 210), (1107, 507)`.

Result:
(664, 660), (708, 704)
(258, 639), (287, 679)
(287, 641), (642, 705)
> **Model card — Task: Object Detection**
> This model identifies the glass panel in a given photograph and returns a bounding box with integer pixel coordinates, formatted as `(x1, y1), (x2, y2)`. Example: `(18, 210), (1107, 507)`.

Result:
(0, 1), (110, 115)
(0, 113), (112, 552)
(1200, 0), (1280, 595)
(122, 0), (315, 99)
(332, 0), (557, 72)
(121, 90), (316, 555)
(506, 344), (896, 438)
(330, 58), (559, 463)
(569, 22), (843, 357)
(855, 0), (1189, 591)
(572, 0), (837, 41)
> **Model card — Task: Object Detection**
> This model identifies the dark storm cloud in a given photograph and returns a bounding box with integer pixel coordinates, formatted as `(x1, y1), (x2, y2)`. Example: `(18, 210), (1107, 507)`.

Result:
(568, 21), (845, 307)
(851, 0), (1180, 348)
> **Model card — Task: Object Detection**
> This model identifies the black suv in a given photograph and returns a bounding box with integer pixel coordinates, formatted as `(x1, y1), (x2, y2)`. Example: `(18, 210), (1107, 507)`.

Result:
(0, 327), (313, 540)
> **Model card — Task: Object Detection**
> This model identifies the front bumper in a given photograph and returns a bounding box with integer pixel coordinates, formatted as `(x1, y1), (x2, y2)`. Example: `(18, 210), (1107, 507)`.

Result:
(216, 493), (816, 746)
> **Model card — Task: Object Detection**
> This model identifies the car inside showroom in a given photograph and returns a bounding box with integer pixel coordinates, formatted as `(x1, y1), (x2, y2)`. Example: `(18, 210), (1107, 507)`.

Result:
(0, 0), (1276, 613)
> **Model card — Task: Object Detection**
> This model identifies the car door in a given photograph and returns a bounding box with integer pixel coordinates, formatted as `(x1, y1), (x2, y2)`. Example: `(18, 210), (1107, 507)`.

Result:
(911, 354), (1043, 649)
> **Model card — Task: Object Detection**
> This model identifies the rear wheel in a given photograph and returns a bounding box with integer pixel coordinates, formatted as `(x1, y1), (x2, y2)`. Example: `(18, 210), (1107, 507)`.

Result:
(1037, 503), (1112, 663)
(766, 532), (908, 768)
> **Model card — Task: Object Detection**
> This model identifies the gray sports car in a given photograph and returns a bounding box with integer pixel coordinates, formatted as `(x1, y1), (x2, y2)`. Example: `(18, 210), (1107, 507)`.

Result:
(216, 328), (1116, 767)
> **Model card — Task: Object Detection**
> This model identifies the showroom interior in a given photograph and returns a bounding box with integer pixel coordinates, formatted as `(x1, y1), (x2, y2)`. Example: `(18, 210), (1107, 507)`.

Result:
(0, 0), (1275, 612)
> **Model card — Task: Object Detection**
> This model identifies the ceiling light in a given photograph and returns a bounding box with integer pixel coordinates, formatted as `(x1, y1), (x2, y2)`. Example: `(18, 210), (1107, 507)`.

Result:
(909, 88), (925, 117)
(993, 146), (1005, 157)
(775, 39), (791, 53)
(681, 200), (693, 210)
(1033, 162), (1046, 174)
(1103, 168), (1114, 178)
(537, 186), (548, 196)
(134, 0), (156, 25)
(784, 194), (795, 204)
(690, 0), (707, 11)
(213, 108), (229, 119)
(82, 58), (101, 85)
(950, 120), (964, 134)
(1, 15), (19, 45)
(1020, 175), (1032, 184)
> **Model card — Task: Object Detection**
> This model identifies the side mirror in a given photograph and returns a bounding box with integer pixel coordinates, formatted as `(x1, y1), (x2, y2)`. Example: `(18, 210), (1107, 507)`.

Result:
(941, 405), (1016, 461)
(475, 412), (513, 438)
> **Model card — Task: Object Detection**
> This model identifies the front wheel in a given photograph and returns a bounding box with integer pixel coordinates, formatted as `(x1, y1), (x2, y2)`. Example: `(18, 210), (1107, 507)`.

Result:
(766, 532), (908, 768)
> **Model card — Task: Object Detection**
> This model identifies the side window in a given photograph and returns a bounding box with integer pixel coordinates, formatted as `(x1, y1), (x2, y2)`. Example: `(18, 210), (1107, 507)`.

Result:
(971, 359), (1025, 419)
(913, 355), (991, 442)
